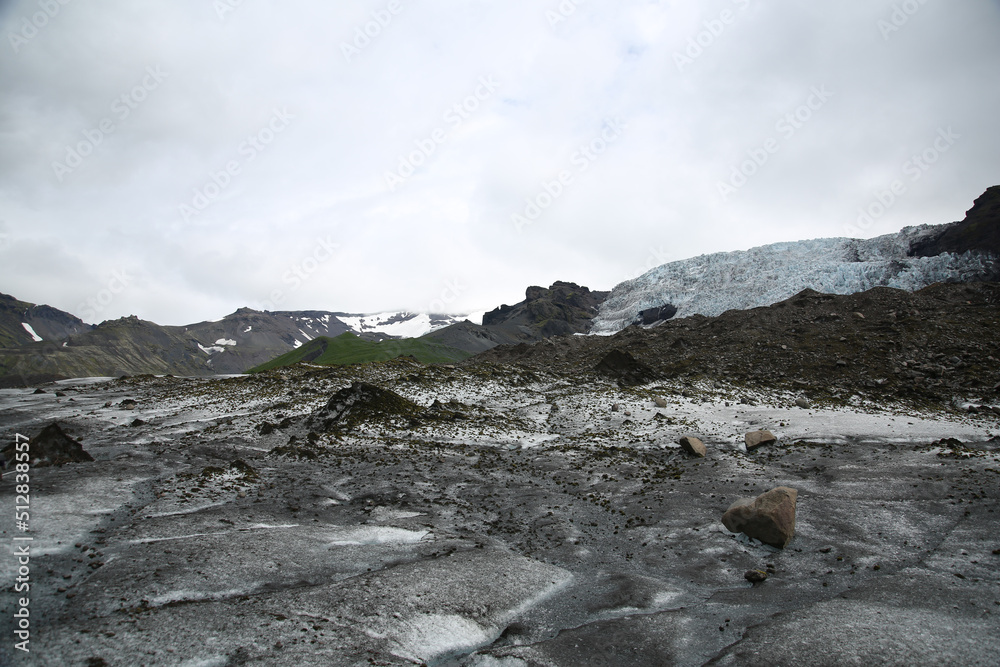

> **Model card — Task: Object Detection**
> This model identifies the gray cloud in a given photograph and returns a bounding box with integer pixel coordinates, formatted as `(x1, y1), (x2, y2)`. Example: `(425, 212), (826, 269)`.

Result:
(1, 0), (998, 324)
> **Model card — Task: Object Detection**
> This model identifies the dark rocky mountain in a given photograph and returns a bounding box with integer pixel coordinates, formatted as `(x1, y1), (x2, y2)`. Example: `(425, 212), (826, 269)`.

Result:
(0, 306), (441, 385)
(422, 281), (610, 356)
(482, 281), (609, 338)
(419, 320), (520, 355)
(0, 315), (214, 386)
(0, 292), (92, 347)
(167, 308), (359, 374)
(909, 184), (1000, 259)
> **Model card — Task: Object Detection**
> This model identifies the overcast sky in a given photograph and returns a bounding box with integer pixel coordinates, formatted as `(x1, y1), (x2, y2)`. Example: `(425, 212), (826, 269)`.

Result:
(1, 0), (998, 325)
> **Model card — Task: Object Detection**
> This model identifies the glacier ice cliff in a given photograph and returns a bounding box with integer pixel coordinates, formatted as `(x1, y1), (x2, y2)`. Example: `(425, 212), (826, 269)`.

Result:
(592, 224), (999, 334)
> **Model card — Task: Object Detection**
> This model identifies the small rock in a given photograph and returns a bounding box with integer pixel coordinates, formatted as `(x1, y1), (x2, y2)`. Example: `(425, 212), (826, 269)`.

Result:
(744, 569), (768, 584)
(654, 397), (668, 408)
(745, 430), (777, 450)
(853, 312), (865, 319)
(795, 397), (811, 409)
(32, 388), (46, 394)
(678, 435), (707, 457)
(624, 411), (632, 417)
(836, 359), (849, 367)
(55, 391), (66, 397)
(611, 404), (621, 412)
(722, 486), (798, 548)
(120, 399), (137, 410)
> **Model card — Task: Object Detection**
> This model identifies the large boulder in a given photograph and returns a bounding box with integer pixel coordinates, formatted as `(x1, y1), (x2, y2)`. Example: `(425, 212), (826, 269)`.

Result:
(722, 486), (798, 548)
(678, 435), (706, 458)
(745, 430), (777, 450)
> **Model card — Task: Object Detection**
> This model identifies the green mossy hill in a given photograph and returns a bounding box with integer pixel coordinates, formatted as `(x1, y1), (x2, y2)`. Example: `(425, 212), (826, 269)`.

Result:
(248, 332), (471, 373)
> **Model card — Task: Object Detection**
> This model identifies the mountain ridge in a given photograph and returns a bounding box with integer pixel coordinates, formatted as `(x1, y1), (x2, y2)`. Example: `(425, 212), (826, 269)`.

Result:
(2, 185), (996, 384)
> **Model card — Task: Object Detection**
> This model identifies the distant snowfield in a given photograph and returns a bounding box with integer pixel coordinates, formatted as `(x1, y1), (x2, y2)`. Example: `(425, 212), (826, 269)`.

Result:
(592, 225), (999, 333)
(337, 312), (477, 338)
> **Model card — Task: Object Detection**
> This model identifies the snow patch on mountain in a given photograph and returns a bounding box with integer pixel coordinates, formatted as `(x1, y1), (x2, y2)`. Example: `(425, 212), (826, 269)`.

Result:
(22, 322), (43, 342)
(592, 225), (999, 334)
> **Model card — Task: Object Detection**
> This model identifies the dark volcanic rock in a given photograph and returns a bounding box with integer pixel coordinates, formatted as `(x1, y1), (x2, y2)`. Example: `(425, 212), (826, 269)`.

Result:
(2, 422), (94, 467)
(635, 304), (678, 326)
(909, 185), (1000, 260)
(722, 487), (798, 548)
(309, 381), (421, 431)
(482, 281), (609, 339)
(594, 349), (656, 387)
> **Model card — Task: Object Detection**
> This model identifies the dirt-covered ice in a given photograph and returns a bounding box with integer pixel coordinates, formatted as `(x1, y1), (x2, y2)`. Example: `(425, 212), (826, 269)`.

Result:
(1, 363), (998, 665)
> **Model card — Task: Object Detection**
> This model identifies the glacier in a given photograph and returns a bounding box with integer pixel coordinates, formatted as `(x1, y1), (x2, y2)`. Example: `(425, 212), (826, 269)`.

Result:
(591, 224), (999, 334)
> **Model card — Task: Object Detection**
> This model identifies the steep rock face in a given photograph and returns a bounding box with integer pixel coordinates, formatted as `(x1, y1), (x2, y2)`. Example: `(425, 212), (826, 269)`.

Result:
(909, 185), (1000, 258)
(592, 188), (1000, 334)
(482, 281), (609, 340)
